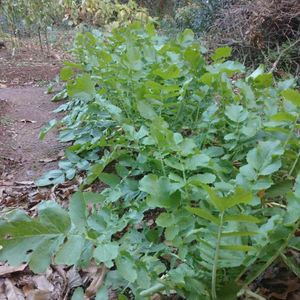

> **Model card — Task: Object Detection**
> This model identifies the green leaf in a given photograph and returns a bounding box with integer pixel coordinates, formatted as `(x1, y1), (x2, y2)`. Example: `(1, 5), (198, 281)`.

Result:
(99, 173), (121, 187)
(137, 101), (157, 120)
(35, 169), (65, 187)
(67, 74), (95, 101)
(203, 185), (253, 212)
(60, 66), (74, 81)
(94, 243), (119, 264)
(247, 65), (264, 80)
(246, 140), (283, 175)
(270, 112), (297, 122)
(39, 119), (57, 140)
(224, 215), (261, 223)
(69, 193), (87, 234)
(186, 207), (220, 225)
(189, 173), (216, 184)
(220, 245), (254, 252)
(116, 253), (137, 283)
(139, 175), (181, 208)
(221, 231), (258, 237)
(0, 202), (70, 271)
(71, 287), (85, 300)
(282, 89), (300, 106)
(225, 104), (248, 123)
(211, 46), (232, 62)
(253, 73), (273, 88)
(285, 193), (300, 224)
(295, 174), (300, 198)
(55, 235), (85, 265)
(96, 287), (109, 300)
(178, 29), (194, 44)
(153, 65), (180, 80)
(156, 213), (175, 227)
(185, 154), (210, 170)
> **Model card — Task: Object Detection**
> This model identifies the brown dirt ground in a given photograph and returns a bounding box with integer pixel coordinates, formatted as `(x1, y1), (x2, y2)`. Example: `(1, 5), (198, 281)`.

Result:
(0, 46), (61, 86)
(0, 41), (67, 210)
(0, 87), (63, 182)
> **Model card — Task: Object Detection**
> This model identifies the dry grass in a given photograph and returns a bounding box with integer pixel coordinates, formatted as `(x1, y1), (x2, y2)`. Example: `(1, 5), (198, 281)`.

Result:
(207, 0), (300, 76)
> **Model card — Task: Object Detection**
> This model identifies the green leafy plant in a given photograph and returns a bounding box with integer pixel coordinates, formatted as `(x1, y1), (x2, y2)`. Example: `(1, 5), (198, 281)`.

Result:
(63, 0), (155, 29)
(1, 23), (300, 299)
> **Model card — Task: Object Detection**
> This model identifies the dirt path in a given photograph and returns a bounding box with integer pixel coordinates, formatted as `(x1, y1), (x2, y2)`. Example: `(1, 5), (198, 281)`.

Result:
(0, 86), (67, 207)
(0, 86), (63, 181)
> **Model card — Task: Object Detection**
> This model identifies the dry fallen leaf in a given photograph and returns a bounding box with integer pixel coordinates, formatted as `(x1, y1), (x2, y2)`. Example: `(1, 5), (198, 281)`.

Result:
(25, 290), (51, 300)
(4, 278), (25, 300)
(19, 119), (37, 124)
(15, 181), (35, 186)
(32, 275), (54, 292)
(38, 158), (58, 163)
(0, 264), (27, 276)
(85, 265), (107, 298)
(66, 266), (82, 289)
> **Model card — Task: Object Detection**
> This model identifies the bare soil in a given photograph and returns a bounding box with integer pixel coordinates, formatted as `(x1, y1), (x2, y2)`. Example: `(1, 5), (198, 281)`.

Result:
(0, 42), (63, 86)
(0, 41), (67, 209)
(0, 87), (63, 182)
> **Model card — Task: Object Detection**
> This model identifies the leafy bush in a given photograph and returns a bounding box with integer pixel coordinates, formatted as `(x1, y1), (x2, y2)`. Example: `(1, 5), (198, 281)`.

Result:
(63, 0), (154, 29)
(1, 23), (300, 299)
(0, 0), (64, 36)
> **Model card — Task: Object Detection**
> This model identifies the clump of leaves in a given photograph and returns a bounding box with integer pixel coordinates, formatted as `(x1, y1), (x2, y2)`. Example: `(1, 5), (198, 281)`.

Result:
(1, 23), (300, 299)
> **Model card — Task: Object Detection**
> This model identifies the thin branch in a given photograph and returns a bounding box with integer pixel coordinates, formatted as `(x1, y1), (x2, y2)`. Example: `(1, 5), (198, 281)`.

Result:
(270, 39), (300, 73)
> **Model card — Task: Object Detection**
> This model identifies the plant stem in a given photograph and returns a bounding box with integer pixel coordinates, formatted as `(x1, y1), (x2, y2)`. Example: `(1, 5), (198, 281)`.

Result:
(212, 211), (224, 300)
(238, 289), (267, 300)
(289, 151), (300, 177)
(241, 219), (300, 288)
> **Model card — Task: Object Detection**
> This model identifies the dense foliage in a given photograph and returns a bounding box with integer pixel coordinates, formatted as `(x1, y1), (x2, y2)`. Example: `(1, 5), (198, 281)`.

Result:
(173, 0), (228, 34)
(1, 23), (300, 299)
(64, 0), (154, 28)
(0, 0), (64, 35)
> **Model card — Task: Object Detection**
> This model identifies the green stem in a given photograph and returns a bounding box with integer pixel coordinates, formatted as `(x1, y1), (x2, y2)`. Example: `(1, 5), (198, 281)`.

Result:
(289, 151), (300, 177)
(283, 118), (297, 149)
(238, 289), (267, 300)
(212, 211), (224, 300)
(160, 156), (166, 176)
(241, 219), (300, 288)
